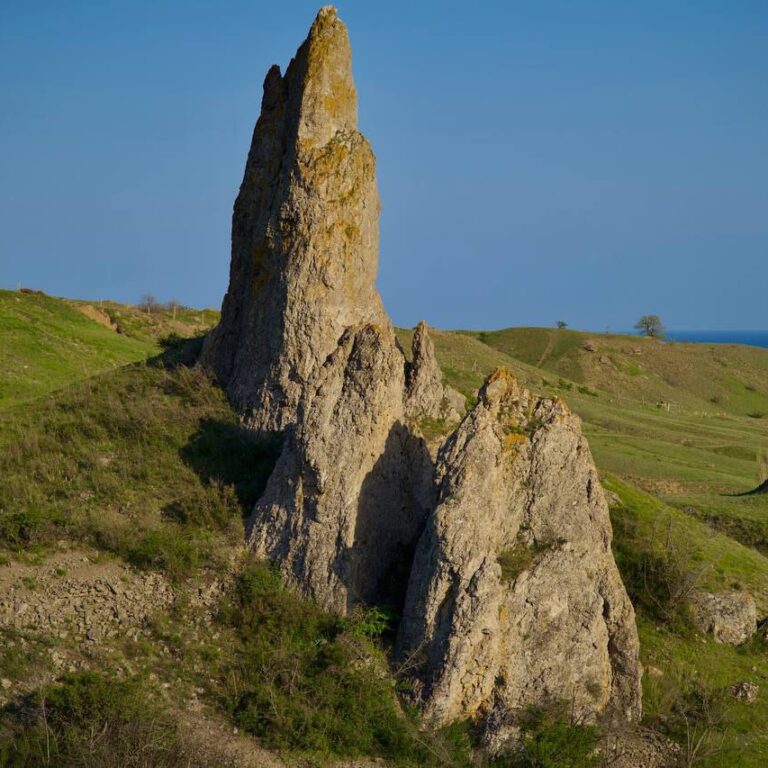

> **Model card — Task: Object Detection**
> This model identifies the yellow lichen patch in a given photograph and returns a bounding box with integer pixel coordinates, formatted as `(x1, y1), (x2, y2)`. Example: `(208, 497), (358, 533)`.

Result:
(487, 366), (517, 387)
(503, 432), (527, 452)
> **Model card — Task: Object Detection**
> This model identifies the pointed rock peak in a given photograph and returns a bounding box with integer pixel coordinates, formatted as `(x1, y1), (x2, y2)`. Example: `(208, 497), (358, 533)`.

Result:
(479, 367), (522, 407)
(406, 321), (465, 425)
(286, 5), (358, 146)
(202, 4), (387, 431)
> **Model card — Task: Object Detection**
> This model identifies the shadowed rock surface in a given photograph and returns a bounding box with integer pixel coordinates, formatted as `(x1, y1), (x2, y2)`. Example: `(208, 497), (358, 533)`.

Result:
(397, 369), (642, 743)
(202, 6), (388, 431)
(248, 324), (434, 613)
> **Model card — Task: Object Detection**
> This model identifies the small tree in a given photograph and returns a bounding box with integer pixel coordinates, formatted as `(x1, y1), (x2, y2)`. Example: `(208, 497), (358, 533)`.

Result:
(556, 320), (568, 329)
(166, 299), (182, 320)
(634, 314), (665, 338)
(139, 294), (160, 314)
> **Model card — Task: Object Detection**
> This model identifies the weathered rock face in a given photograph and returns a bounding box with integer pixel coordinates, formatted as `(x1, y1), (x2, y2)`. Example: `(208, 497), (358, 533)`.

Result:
(405, 321), (464, 425)
(202, 6), (388, 431)
(690, 590), (757, 645)
(209, 6), (642, 747)
(248, 324), (434, 613)
(397, 369), (641, 739)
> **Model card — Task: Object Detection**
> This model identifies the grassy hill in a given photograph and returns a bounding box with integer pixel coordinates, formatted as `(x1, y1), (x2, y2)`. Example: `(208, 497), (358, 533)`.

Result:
(1, 298), (767, 765)
(462, 326), (768, 418)
(0, 289), (218, 409)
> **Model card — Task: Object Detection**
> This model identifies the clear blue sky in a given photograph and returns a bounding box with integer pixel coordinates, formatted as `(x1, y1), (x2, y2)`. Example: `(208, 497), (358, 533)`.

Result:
(1, 1), (766, 331)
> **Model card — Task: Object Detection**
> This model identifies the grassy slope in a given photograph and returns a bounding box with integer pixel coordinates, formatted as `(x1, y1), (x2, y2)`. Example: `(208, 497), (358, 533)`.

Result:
(1, 303), (767, 765)
(463, 326), (768, 418)
(0, 289), (219, 409)
(0, 290), (154, 409)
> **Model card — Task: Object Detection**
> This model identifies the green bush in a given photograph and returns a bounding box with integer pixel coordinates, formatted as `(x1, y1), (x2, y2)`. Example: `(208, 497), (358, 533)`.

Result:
(217, 562), (470, 765)
(0, 672), (196, 768)
(123, 527), (210, 582)
(495, 704), (600, 768)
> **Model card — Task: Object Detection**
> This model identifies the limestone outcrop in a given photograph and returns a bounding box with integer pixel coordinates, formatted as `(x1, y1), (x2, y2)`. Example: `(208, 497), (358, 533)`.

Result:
(405, 322), (464, 424)
(248, 324), (434, 613)
(397, 369), (641, 740)
(202, 6), (388, 431)
(206, 5), (642, 750)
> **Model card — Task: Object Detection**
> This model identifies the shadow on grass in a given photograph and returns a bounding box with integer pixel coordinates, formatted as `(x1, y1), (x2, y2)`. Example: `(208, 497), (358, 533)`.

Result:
(725, 479), (768, 498)
(180, 419), (281, 516)
(147, 333), (283, 516)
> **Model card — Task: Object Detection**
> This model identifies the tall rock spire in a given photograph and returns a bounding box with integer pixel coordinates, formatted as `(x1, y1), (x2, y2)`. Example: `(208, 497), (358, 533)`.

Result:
(202, 6), (388, 431)
(206, 7), (642, 751)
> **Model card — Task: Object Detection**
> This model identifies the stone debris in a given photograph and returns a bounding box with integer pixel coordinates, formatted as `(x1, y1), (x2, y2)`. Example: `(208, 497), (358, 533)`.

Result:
(730, 681), (759, 703)
(0, 554), (174, 643)
(689, 590), (757, 646)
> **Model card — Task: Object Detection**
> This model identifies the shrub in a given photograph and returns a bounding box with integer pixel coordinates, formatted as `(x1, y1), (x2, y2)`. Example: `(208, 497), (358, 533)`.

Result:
(494, 703), (600, 767)
(217, 562), (468, 764)
(0, 672), (198, 768)
(123, 527), (212, 582)
(612, 512), (708, 627)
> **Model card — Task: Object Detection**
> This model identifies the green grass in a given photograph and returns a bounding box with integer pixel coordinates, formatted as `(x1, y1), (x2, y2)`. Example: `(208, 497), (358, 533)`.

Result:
(0, 290), (156, 408)
(0, 344), (278, 578)
(215, 562), (474, 766)
(606, 480), (768, 766)
(466, 326), (768, 418)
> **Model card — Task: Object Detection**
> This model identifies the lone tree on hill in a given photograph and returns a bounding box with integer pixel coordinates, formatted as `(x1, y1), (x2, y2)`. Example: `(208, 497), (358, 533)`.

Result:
(139, 294), (160, 314)
(556, 320), (568, 329)
(634, 314), (665, 338)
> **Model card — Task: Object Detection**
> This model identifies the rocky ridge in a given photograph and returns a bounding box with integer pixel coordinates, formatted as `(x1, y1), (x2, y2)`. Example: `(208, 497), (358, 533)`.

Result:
(205, 5), (642, 748)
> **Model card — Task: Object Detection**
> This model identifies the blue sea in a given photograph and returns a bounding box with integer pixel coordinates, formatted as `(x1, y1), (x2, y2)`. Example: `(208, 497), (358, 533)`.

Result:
(664, 330), (768, 349)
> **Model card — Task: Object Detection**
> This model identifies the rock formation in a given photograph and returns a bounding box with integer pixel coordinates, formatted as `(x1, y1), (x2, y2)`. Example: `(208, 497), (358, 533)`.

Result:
(205, 5), (642, 750)
(248, 324), (434, 613)
(405, 321), (464, 424)
(396, 369), (641, 741)
(202, 6), (388, 431)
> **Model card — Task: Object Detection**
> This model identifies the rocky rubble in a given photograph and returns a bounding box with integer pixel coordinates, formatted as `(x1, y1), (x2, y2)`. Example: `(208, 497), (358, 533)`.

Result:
(0, 552), (174, 643)
(689, 590), (757, 645)
(204, 4), (643, 749)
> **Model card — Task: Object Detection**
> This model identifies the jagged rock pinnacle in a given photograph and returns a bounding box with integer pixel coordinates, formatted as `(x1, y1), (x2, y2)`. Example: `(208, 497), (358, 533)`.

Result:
(202, 6), (388, 431)
(205, 9), (643, 751)
(397, 368), (642, 742)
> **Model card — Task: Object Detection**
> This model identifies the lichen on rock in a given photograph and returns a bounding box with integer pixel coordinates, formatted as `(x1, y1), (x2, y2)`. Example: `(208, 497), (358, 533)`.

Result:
(202, 6), (388, 432)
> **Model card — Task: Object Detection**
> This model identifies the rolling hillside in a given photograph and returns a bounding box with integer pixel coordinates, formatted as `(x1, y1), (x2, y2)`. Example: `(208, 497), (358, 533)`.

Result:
(0, 289), (218, 409)
(1, 293), (767, 765)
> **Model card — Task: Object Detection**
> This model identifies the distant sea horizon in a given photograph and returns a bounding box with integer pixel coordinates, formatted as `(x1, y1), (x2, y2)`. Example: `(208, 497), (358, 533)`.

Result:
(655, 330), (768, 348)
